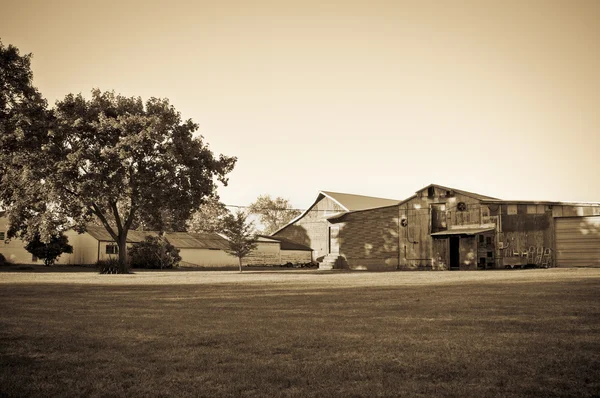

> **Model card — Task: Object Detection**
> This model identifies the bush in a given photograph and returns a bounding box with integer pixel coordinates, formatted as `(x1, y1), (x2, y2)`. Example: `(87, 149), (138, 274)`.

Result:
(0, 253), (14, 266)
(25, 233), (73, 266)
(96, 258), (121, 274)
(129, 235), (181, 269)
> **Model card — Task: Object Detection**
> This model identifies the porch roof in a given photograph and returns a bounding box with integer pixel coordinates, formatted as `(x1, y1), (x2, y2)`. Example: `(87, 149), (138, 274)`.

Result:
(430, 226), (495, 237)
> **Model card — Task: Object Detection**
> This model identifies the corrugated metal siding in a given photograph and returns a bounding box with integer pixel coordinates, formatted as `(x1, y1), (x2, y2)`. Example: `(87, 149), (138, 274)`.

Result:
(555, 216), (600, 267)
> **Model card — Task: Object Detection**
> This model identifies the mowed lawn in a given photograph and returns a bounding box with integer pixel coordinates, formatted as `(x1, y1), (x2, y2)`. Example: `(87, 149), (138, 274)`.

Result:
(0, 269), (599, 397)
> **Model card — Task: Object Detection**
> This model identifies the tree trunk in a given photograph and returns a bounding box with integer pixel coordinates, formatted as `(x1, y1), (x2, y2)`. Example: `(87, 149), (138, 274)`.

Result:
(118, 234), (129, 274)
(238, 257), (243, 273)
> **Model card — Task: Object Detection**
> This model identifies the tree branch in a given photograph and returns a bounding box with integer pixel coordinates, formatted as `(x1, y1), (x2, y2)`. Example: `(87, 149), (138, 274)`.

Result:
(110, 201), (123, 234)
(90, 203), (119, 242)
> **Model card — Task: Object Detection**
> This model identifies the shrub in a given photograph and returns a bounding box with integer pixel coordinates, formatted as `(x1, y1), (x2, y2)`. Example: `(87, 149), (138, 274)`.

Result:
(96, 258), (121, 274)
(25, 233), (73, 266)
(129, 235), (181, 269)
(0, 253), (14, 266)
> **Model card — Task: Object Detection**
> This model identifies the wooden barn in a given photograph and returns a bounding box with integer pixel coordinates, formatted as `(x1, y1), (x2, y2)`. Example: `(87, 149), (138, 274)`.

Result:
(271, 191), (401, 270)
(273, 185), (600, 270)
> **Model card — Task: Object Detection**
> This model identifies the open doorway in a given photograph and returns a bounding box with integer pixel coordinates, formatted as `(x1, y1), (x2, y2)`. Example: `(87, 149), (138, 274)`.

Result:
(449, 237), (460, 269)
(329, 226), (339, 254)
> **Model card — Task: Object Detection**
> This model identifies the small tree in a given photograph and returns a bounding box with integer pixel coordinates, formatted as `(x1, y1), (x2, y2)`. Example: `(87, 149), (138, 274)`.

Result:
(129, 235), (181, 269)
(25, 234), (73, 266)
(221, 210), (257, 273)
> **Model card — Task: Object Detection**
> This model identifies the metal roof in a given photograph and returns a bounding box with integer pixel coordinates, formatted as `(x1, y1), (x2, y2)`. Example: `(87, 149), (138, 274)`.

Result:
(430, 226), (495, 236)
(84, 226), (159, 243)
(164, 232), (230, 250)
(481, 199), (600, 206)
(418, 184), (500, 201)
(84, 227), (231, 250)
(320, 191), (401, 211)
(271, 190), (402, 236)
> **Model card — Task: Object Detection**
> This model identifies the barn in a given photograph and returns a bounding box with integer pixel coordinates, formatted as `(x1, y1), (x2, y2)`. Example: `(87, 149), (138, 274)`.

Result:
(273, 185), (600, 270)
(272, 191), (401, 270)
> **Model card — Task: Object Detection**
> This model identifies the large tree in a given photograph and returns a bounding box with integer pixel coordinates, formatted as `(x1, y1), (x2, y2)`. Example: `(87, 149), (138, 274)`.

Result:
(186, 196), (229, 233)
(247, 195), (301, 234)
(0, 41), (54, 239)
(1, 86), (236, 272)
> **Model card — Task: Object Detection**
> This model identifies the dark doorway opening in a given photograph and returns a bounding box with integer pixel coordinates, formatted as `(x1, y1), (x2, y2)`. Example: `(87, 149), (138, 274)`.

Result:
(450, 237), (460, 269)
(329, 226), (339, 254)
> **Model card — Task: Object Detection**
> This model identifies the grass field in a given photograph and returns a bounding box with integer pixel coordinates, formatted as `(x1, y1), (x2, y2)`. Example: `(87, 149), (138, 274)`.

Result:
(1, 268), (599, 397)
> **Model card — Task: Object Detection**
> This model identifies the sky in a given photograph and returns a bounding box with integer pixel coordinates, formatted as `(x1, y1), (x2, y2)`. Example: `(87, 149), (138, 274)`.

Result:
(2, 0), (599, 210)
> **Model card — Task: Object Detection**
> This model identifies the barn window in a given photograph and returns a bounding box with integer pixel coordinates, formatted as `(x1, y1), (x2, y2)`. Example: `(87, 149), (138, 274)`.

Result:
(478, 235), (484, 243)
(0, 231), (4, 241)
(507, 205), (517, 215)
(427, 186), (435, 198)
(487, 251), (493, 258)
(106, 245), (119, 254)
(486, 237), (492, 245)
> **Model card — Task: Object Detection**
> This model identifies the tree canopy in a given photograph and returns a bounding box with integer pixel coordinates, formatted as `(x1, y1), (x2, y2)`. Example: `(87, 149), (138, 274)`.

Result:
(247, 195), (300, 234)
(186, 196), (229, 233)
(0, 41), (53, 239)
(0, 47), (236, 273)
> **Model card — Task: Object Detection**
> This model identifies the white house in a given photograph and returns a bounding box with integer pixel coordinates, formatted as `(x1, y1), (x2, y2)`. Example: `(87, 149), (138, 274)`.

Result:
(0, 215), (312, 267)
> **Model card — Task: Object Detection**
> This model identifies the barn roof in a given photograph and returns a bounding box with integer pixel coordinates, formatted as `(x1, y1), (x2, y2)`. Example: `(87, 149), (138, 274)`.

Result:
(271, 190), (402, 236)
(84, 227), (231, 250)
(418, 184), (500, 201)
(430, 226), (495, 236)
(320, 191), (401, 211)
(84, 226), (159, 243)
(164, 232), (230, 250)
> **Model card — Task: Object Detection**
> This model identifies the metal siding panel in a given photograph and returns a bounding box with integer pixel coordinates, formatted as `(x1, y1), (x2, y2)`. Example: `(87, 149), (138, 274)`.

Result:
(555, 216), (600, 267)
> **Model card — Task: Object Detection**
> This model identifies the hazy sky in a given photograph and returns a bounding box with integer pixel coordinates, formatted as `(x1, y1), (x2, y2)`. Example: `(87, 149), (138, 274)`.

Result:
(2, 0), (599, 209)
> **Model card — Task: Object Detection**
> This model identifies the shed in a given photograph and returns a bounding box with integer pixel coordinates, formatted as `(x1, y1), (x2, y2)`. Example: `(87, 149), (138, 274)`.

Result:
(258, 235), (313, 264)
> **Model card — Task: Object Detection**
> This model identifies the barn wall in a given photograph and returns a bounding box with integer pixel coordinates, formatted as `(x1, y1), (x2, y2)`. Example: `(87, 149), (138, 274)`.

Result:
(399, 188), (487, 269)
(280, 250), (312, 265)
(0, 218), (101, 265)
(178, 248), (238, 267)
(499, 204), (555, 267)
(273, 196), (344, 260)
(244, 242), (281, 265)
(56, 231), (99, 265)
(334, 206), (399, 270)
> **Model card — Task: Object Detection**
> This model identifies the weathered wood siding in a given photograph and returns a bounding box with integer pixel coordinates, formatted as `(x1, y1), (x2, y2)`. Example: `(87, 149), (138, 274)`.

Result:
(273, 195), (344, 260)
(280, 250), (312, 265)
(244, 241), (281, 265)
(333, 206), (399, 270)
(499, 204), (554, 267)
(179, 248), (238, 267)
(399, 187), (486, 269)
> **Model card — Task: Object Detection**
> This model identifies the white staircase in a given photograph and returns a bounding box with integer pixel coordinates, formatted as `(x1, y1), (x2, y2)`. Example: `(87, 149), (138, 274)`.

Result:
(319, 254), (343, 270)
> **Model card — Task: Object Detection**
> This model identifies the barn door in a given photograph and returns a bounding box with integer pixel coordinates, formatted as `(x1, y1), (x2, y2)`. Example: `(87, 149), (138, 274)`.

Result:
(556, 216), (600, 267)
(329, 226), (340, 254)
